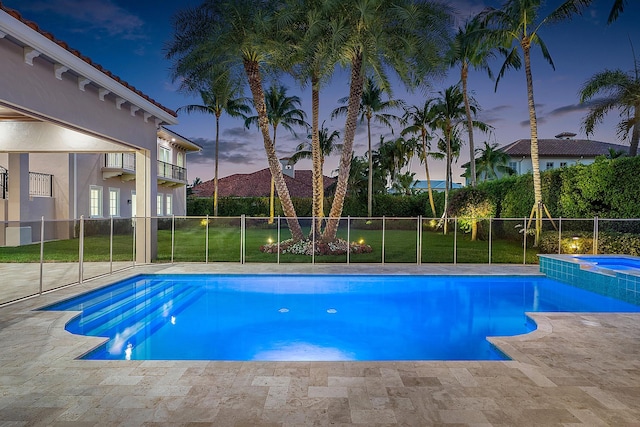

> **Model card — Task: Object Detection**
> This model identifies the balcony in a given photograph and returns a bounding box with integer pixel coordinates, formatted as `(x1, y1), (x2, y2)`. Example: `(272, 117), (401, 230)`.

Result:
(157, 160), (187, 187)
(1, 168), (53, 199)
(101, 154), (187, 187)
(102, 153), (136, 181)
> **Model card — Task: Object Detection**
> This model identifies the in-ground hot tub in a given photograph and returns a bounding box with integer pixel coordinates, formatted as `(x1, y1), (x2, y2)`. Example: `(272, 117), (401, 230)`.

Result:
(539, 254), (640, 305)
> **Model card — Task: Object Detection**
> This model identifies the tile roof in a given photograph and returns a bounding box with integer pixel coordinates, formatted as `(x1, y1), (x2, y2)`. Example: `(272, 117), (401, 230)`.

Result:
(501, 139), (628, 157)
(193, 169), (337, 198)
(0, 2), (177, 118)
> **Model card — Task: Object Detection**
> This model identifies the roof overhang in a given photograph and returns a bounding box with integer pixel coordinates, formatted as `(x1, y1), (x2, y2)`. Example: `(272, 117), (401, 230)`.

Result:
(157, 126), (201, 152)
(0, 8), (177, 126)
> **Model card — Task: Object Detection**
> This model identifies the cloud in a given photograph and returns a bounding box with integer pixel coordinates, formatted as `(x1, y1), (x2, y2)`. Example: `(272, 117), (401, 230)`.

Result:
(548, 101), (597, 117)
(21, 0), (146, 40)
(188, 137), (261, 166)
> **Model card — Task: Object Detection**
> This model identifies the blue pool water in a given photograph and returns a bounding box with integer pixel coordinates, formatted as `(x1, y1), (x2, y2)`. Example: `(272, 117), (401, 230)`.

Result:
(573, 255), (640, 272)
(41, 274), (640, 361)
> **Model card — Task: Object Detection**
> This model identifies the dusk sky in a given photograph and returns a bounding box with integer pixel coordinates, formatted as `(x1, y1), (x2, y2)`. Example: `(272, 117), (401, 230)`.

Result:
(4, 0), (640, 185)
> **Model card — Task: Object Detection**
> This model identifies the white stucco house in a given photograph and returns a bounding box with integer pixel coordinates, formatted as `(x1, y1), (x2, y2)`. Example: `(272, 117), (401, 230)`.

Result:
(502, 132), (628, 176)
(0, 4), (200, 261)
(464, 133), (629, 185)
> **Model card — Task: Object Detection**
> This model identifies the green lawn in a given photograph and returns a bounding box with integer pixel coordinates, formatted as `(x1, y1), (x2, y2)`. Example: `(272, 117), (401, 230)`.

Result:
(0, 224), (537, 264)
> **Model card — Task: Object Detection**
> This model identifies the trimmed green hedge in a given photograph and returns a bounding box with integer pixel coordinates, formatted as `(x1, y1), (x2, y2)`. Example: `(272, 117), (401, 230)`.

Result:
(187, 192), (446, 218)
(478, 156), (640, 219)
(187, 157), (640, 221)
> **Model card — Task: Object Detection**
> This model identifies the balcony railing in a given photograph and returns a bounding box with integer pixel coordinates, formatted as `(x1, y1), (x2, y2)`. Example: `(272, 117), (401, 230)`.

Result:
(104, 153), (136, 171)
(158, 160), (186, 182)
(1, 171), (7, 199)
(29, 172), (53, 197)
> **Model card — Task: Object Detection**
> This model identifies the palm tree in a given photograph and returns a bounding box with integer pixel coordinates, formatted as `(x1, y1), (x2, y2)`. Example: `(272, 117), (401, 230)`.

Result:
(284, 0), (342, 234)
(479, 0), (592, 245)
(321, 0), (453, 242)
(245, 84), (308, 223)
(431, 85), (489, 232)
(391, 171), (418, 196)
(402, 100), (440, 217)
(607, 0), (627, 23)
(449, 18), (495, 188)
(166, 0), (305, 241)
(331, 77), (404, 217)
(177, 76), (251, 216)
(474, 141), (515, 182)
(373, 136), (415, 188)
(579, 54), (640, 157)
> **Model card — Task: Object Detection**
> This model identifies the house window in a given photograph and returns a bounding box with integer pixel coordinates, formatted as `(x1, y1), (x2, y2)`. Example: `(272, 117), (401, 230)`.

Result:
(90, 186), (103, 217)
(131, 191), (136, 217)
(508, 161), (517, 174)
(166, 194), (173, 216)
(176, 152), (184, 168)
(545, 162), (554, 170)
(109, 188), (120, 217)
(157, 194), (163, 216)
(560, 162), (567, 168)
(159, 146), (171, 163)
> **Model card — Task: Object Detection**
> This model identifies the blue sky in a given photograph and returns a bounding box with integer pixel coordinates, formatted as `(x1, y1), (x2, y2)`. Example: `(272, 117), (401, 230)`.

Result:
(4, 0), (640, 184)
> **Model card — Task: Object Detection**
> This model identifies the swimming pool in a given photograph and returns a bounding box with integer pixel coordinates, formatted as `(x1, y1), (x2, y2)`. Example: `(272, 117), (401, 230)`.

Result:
(41, 274), (640, 361)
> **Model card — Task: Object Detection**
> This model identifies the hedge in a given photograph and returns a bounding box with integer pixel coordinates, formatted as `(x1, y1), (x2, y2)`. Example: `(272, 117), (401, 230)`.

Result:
(187, 156), (640, 220)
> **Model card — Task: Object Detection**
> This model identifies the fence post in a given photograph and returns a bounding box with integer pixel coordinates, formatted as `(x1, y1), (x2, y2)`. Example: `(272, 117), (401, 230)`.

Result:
(110, 216), (114, 274)
(417, 216), (421, 265)
(241, 215), (245, 264)
(205, 215), (209, 264)
(347, 216), (350, 265)
(558, 217), (562, 254)
(277, 216), (281, 265)
(39, 216), (44, 295)
(453, 217), (457, 264)
(488, 217), (492, 264)
(381, 216), (386, 265)
(593, 216), (599, 255)
(523, 217), (527, 264)
(171, 214), (175, 264)
(79, 215), (84, 284)
(312, 216), (316, 265)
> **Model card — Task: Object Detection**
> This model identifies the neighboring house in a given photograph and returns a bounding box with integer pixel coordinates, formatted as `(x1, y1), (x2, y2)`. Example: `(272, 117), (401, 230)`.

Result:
(0, 5), (199, 259)
(464, 133), (628, 184)
(193, 159), (337, 198)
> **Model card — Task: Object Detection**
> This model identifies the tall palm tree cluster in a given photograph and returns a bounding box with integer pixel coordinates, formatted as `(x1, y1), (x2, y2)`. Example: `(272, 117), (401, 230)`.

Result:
(166, 0), (633, 249)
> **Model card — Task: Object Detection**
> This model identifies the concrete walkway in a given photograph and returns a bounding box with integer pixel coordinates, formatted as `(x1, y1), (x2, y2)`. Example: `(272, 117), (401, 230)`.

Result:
(1, 264), (639, 426)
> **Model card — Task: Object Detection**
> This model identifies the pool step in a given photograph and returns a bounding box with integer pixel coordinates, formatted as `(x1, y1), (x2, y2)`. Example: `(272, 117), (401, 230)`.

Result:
(70, 280), (176, 334)
(81, 283), (203, 338)
(92, 286), (206, 357)
(68, 282), (197, 336)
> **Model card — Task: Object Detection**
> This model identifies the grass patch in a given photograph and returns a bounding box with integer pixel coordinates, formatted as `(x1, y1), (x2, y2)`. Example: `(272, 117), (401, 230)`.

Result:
(0, 224), (537, 264)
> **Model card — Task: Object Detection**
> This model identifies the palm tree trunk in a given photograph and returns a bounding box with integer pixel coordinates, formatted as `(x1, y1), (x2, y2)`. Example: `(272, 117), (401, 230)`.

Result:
(443, 130), (451, 235)
(421, 130), (437, 217)
(243, 59), (303, 241)
(269, 126), (278, 225)
(523, 41), (543, 246)
(214, 114), (220, 217)
(367, 112), (373, 217)
(323, 52), (364, 242)
(631, 106), (639, 156)
(462, 63), (476, 187)
(311, 75), (323, 236)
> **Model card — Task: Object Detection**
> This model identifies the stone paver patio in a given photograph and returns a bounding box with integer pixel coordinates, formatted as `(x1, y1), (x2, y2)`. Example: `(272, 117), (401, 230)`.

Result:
(1, 264), (639, 426)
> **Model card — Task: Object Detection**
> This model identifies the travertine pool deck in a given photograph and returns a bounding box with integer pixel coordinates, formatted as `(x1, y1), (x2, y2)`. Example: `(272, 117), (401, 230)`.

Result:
(1, 263), (639, 426)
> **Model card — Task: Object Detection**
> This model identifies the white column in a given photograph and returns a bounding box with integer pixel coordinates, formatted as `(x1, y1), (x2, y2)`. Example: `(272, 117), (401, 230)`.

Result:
(135, 149), (157, 263)
(6, 153), (31, 245)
